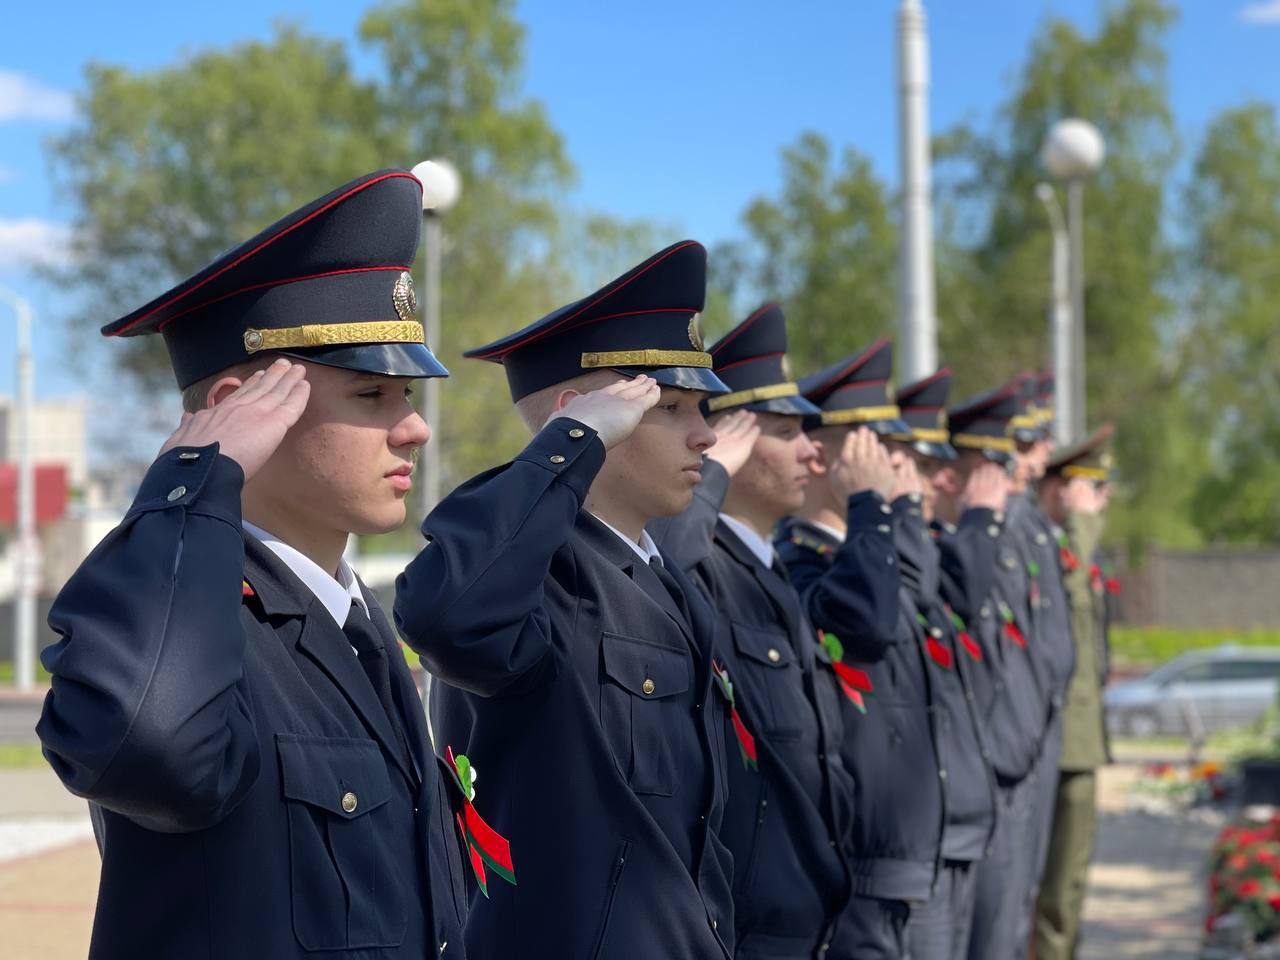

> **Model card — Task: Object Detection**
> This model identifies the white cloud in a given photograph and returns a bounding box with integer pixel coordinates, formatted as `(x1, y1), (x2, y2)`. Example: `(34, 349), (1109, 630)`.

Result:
(0, 166), (15, 184)
(1241, 1), (1280, 23)
(0, 219), (72, 270)
(0, 70), (75, 123)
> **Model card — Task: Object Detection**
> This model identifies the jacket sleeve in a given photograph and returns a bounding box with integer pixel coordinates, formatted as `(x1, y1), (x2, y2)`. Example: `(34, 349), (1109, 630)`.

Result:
(937, 507), (1001, 623)
(1063, 510), (1106, 680)
(785, 493), (901, 662)
(646, 456), (729, 575)
(394, 419), (605, 698)
(36, 445), (260, 833)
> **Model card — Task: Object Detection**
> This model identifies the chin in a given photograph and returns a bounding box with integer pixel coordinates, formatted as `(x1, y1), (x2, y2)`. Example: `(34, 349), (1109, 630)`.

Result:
(651, 485), (695, 519)
(350, 503), (409, 536)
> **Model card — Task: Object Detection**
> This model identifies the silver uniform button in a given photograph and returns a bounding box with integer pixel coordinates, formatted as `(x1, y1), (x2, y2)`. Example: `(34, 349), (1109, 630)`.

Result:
(880, 503), (893, 515)
(167, 486), (187, 502)
(568, 428), (585, 439)
(177, 451), (200, 460)
(341, 792), (358, 813)
(987, 524), (1000, 537)
(549, 454), (566, 464)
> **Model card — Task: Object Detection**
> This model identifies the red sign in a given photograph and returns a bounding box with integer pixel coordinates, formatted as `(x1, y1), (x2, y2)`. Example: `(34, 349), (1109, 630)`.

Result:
(0, 464), (69, 525)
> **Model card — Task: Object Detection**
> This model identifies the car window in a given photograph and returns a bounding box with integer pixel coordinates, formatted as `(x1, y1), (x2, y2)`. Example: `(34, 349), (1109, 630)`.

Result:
(1209, 660), (1280, 682)
(1168, 662), (1215, 683)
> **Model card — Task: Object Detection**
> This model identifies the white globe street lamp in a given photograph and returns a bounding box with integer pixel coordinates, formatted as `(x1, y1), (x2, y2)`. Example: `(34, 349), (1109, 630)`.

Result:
(410, 159), (463, 522)
(1041, 119), (1105, 443)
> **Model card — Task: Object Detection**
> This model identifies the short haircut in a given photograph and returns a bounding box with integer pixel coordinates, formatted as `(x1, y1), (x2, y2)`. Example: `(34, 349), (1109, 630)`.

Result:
(179, 353), (281, 413)
(513, 370), (620, 434)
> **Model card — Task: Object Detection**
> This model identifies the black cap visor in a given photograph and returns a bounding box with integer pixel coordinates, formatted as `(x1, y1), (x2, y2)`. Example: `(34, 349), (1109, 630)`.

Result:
(284, 341), (449, 380)
(614, 365), (729, 395)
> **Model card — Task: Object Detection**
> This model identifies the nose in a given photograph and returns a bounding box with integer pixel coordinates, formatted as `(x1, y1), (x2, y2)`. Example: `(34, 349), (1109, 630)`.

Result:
(394, 403), (431, 452)
(690, 414), (717, 453)
(797, 433), (820, 464)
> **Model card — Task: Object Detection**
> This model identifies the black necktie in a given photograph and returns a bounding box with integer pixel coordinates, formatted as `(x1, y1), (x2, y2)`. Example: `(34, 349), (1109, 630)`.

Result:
(343, 602), (412, 765)
(648, 557), (693, 628)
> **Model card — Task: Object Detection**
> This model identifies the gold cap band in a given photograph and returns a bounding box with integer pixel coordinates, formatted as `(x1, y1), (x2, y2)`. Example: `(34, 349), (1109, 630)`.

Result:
(580, 349), (712, 369)
(1061, 464), (1108, 481)
(910, 427), (951, 443)
(705, 382), (800, 413)
(1009, 414), (1040, 430)
(243, 320), (424, 354)
(952, 433), (1015, 453)
(820, 404), (902, 426)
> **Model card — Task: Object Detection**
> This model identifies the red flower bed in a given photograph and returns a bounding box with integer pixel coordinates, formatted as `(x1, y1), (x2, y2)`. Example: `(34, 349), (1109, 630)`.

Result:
(1208, 814), (1280, 940)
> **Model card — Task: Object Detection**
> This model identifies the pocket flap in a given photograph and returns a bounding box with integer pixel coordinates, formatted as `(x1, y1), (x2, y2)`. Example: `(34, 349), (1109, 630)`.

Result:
(601, 632), (691, 700)
(276, 735), (392, 819)
(731, 622), (796, 669)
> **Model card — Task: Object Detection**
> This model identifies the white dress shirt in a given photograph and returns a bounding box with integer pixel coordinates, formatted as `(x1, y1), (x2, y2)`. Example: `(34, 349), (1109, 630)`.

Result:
(242, 520), (368, 628)
(718, 513), (777, 569)
(589, 513), (665, 565)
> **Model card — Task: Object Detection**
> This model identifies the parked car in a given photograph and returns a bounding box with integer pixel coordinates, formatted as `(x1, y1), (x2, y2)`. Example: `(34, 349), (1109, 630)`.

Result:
(1104, 645), (1280, 738)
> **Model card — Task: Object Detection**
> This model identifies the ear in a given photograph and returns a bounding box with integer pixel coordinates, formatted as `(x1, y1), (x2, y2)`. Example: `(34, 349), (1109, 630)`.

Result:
(809, 437), (831, 476)
(206, 376), (246, 408)
(933, 465), (958, 496)
(551, 387), (584, 413)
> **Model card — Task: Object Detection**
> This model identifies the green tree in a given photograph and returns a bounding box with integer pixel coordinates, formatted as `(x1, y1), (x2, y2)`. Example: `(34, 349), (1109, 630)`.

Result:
(1182, 103), (1280, 542)
(932, 0), (1201, 553)
(708, 132), (898, 369)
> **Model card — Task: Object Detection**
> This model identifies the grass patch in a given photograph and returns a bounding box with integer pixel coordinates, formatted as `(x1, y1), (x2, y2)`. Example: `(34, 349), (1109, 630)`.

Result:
(0, 661), (52, 685)
(1110, 626), (1280, 668)
(0, 743), (47, 768)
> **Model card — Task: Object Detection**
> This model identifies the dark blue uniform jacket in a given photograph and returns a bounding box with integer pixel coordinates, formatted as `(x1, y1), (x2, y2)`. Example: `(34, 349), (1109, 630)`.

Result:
(395, 419), (736, 960)
(37, 446), (468, 959)
(776, 496), (941, 903)
(1005, 493), (1076, 711)
(893, 497), (998, 864)
(936, 508), (1045, 784)
(649, 459), (854, 959)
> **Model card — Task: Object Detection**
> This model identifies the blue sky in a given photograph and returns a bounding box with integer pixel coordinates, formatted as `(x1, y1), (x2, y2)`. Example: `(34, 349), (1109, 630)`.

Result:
(1, 0), (1278, 412)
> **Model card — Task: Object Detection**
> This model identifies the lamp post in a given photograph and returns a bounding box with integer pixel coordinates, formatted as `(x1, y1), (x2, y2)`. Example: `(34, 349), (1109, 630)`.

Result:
(1036, 184), (1072, 446)
(0, 285), (37, 692)
(1040, 119), (1105, 442)
(896, 0), (938, 382)
(410, 159), (462, 522)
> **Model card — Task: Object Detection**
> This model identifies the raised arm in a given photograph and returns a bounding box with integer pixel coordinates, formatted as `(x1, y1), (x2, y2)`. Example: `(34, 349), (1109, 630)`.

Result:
(37, 359), (310, 832)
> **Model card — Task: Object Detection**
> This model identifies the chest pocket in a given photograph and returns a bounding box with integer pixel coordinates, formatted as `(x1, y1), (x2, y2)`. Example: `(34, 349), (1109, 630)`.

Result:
(600, 632), (692, 797)
(730, 622), (805, 741)
(277, 735), (407, 951)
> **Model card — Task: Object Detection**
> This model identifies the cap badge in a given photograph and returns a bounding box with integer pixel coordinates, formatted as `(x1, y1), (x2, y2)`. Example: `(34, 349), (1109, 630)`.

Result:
(393, 271), (418, 322)
(688, 313), (705, 351)
(780, 354), (792, 381)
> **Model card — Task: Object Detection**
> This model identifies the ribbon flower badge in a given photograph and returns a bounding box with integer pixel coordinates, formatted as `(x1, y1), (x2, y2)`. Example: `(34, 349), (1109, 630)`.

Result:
(446, 746), (517, 898)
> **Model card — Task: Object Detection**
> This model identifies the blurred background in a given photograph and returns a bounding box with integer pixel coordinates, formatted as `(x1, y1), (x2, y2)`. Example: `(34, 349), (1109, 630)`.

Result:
(2, 2), (1280, 956)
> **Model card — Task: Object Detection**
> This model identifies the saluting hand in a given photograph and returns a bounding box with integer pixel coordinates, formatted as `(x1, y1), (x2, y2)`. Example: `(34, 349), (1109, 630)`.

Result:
(159, 358), (311, 481)
(549, 375), (661, 450)
(705, 409), (761, 477)
(960, 461), (1008, 513)
(890, 453), (923, 502)
(828, 427), (896, 502)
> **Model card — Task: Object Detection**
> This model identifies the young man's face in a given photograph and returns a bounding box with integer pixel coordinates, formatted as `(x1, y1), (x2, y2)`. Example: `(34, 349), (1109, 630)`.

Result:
(725, 411), (818, 522)
(1039, 473), (1068, 526)
(598, 386), (717, 520)
(1014, 437), (1053, 484)
(248, 361), (430, 536)
(887, 441), (942, 520)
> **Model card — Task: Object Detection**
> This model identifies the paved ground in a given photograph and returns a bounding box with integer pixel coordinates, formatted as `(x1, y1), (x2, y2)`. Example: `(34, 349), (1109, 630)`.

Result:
(1079, 752), (1220, 959)
(0, 745), (1223, 959)
(0, 690), (44, 745)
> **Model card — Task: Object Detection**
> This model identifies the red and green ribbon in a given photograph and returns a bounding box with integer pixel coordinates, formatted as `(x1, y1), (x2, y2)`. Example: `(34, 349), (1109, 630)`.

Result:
(946, 607), (983, 662)
(712, 661), (758, 771)
(1056, 532), (1080, 571)
(242, 579), (255, 598)
(446, 746), (516, 898)
(998, 601), (1027, 648)
(916, 614), (954, 670)
(819, 631), (874, 714)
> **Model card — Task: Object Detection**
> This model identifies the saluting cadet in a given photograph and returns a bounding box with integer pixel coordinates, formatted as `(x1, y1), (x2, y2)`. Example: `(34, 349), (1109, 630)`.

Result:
(775, 339), (938, 959)
(882, 370), (1000, 960)
(647, 303), (857, 958)
(1033, 424), (1115, 960)
(394, 241), (738, 959)
(36, 171), (470, 959)
(1005, 373), (1076, 953)
(937, 380), (1048, 960)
